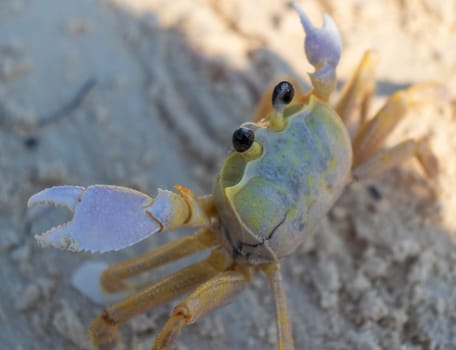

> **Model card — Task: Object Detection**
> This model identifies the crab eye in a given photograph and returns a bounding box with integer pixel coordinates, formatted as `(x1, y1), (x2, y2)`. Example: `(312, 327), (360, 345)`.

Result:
(272, 81), (295, 110)
(232, 127), (255, 152)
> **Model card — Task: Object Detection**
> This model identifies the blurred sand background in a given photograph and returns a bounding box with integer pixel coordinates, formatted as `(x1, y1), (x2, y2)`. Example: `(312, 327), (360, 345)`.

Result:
(1, 0), (456, 349)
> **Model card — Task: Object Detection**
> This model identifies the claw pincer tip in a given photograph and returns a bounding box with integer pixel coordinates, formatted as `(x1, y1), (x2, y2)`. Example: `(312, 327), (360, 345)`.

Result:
(27, 185), (85, 210)
(293, 2), (342, 99)
(28, 185), (162, 253)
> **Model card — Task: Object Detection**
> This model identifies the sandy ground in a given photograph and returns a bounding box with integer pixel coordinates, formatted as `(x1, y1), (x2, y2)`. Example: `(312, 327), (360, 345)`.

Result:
(1, 0), (456, 349)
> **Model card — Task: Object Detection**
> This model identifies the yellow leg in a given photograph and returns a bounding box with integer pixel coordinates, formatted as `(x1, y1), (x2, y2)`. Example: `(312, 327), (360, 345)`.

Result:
(100, 228), (216, 293)
(334, 50), (378, 136)
(352, 138), (439, 181)
(352, 82), (446, 167)
(262, 264), (295, 350)
(152, 265), (253, 350)
(89, 248), (233, 350)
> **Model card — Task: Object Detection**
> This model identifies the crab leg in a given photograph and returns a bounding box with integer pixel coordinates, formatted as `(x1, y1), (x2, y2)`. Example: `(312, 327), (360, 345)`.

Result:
(100, 227), (217, 293)
(352, 82), (447, 167)
(90, 248), (233, 350)
(352, 138), (438, 181)
(28, 184), (212, 253)
(262, 264), (295, 350)
(334, 50), (378, 136)
(152, 265), (253, 350)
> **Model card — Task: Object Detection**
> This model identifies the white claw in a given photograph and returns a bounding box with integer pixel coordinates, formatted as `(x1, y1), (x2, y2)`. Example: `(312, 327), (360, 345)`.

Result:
(293, 2), (342, 98)
(72, 261), (127, 306)
(28, 185), (162, 253)
(28, 185), (85, 210)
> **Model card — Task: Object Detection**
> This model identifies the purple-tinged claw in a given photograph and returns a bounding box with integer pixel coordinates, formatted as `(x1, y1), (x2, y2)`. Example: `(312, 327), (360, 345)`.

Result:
(293, 2), (342, 99)
(28, 185), (161, 253)
(28, 185), (85, 209)
(72, 261), (127, 306)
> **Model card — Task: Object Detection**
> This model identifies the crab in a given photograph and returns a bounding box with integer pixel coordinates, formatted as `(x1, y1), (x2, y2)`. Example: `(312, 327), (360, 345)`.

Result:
(27, 3), (443, 350)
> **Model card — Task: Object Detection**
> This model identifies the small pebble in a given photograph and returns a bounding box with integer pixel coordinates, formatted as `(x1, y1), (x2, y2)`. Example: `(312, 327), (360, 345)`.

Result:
(392, 239), (420, 262)
(366, 185), (382, 201)
(320, 291), (338, 309)
(361, 256), (388, 278)
(351, 273), (371, 293)
(359, 291), (388, 321)
(23, 135), (39, 150)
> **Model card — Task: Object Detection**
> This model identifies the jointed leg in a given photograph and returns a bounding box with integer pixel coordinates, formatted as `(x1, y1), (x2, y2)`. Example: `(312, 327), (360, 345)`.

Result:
(152, 265), (253, 350)
(352, 138), (438, 181)
(262, 264), (295, 350)
(28, 185), (217, 253)
(100, 228), (216, 293)
(352, 82), (446, 167)
(90, 248), (233, 350)
(334, 50), (378, 137)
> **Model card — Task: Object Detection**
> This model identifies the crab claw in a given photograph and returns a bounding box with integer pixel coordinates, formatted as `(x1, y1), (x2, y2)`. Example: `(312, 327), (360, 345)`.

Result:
(72, 261), (127, 306)
(293, 2), (342, 99)
(28, 185), (188, 253)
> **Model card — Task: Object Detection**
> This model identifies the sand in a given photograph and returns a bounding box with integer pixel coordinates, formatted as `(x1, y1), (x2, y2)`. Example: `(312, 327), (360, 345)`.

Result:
(1, 0), (455, 349)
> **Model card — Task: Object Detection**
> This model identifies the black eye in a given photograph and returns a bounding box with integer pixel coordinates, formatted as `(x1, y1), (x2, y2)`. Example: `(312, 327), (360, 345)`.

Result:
(232, 127), (255, 152)
(272, 81), (295, 109)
